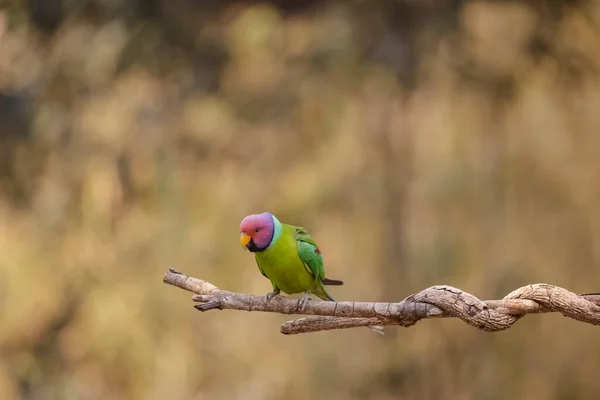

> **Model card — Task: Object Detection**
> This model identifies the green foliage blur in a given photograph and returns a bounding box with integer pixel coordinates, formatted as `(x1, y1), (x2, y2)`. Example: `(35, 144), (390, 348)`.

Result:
(1, 0), (600, 399)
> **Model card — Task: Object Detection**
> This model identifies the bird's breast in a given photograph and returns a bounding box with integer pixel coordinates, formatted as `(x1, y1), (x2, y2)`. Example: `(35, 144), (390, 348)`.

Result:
(255, 235), (314, 294)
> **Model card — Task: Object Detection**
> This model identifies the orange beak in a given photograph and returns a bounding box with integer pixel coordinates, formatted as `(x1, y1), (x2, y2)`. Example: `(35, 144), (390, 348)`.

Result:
(240, 233), (251, 248)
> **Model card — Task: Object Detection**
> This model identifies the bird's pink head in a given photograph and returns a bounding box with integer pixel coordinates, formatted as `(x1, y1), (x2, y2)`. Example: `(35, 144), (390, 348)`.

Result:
(240, 212), (275, 252)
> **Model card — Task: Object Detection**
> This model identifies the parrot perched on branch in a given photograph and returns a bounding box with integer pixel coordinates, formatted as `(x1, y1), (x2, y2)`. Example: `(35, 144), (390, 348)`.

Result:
(239, 212), (343, 311)
(240, 212), (384, 334)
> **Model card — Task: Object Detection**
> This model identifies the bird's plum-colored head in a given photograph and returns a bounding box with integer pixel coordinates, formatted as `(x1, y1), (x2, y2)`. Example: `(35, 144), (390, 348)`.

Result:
(240, 212), (275, 252)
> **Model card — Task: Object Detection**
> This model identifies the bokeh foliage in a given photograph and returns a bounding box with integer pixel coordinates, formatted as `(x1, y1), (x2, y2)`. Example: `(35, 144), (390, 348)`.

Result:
(1, 0), (600, 399)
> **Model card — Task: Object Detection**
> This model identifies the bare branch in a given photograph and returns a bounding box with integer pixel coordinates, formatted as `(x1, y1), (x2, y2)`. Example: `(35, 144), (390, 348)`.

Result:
(163, 268), (600, 335)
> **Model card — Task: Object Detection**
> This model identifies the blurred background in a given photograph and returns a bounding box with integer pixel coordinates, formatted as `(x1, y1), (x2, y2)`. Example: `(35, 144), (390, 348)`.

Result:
(1, 0), (600, 399)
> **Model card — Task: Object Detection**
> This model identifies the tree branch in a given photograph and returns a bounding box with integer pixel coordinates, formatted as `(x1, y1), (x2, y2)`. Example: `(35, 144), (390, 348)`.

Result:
(163, 268), (600, 335)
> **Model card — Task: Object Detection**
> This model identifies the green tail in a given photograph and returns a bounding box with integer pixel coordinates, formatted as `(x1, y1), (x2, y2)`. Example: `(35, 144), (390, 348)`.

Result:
(313, 281), (336, 301)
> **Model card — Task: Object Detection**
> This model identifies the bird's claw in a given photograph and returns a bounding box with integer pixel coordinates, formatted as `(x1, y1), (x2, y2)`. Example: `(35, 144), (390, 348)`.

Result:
(298, 293), (311, 311)
(265, 290), (280, 302)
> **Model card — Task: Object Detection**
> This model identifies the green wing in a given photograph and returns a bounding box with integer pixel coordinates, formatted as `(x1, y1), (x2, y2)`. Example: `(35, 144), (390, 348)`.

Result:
(294, 226), (325, 282)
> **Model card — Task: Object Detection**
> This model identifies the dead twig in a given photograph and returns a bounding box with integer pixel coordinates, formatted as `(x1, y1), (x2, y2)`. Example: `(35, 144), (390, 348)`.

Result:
(163, 268), (600, 335)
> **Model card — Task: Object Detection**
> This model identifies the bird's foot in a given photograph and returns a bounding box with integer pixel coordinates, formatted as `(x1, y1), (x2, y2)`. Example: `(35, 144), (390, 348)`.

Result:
(298, 293), (312, 311)
(265, 289), (280, 302)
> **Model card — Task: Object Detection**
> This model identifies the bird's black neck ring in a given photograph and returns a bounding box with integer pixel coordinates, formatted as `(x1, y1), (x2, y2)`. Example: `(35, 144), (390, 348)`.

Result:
(247, 238), (268, 252)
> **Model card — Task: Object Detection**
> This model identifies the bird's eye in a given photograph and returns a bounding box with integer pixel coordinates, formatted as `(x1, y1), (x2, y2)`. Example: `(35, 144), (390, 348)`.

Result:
(254, 228), (259, 233)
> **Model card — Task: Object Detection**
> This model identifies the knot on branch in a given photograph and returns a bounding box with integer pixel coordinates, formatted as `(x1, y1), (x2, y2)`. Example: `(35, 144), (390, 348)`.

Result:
(504, 284), (600, 325)
(408, 285), (520, 332)
(409, 283), (600, 332)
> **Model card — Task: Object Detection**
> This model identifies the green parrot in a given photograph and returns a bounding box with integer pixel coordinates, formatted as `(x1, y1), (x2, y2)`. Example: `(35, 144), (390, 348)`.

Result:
(239, 212), (343, 310)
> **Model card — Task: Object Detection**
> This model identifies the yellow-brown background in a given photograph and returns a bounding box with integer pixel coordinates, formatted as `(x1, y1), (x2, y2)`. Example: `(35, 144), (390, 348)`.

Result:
(1, 1), (599, 399)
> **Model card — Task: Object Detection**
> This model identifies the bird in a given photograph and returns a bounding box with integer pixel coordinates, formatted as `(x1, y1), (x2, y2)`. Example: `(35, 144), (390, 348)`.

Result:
(239, 212), (343, 311)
